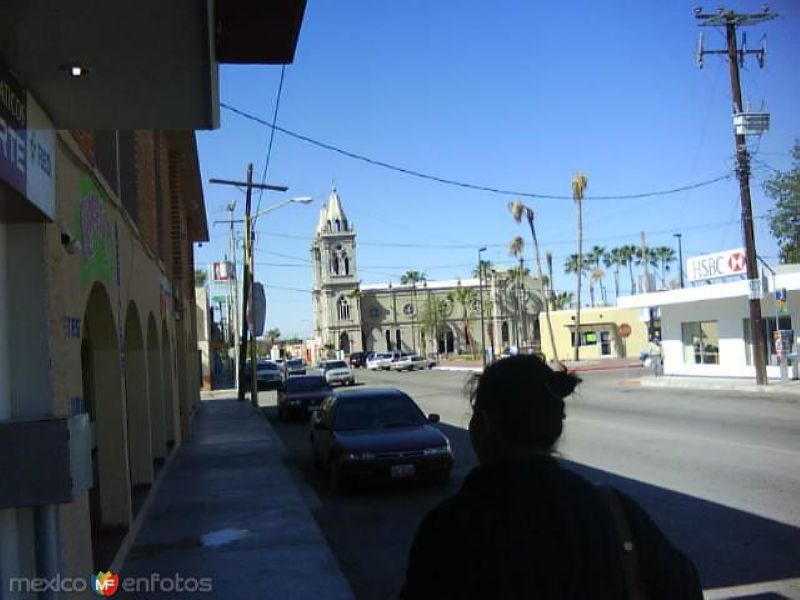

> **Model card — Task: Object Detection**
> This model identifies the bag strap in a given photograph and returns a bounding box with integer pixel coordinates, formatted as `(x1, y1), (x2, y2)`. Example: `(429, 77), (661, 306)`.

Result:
(599, 486), (648, 600)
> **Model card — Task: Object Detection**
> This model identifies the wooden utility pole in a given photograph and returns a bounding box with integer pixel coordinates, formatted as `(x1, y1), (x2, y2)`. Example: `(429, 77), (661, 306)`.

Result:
(210, 165), (288, 402)
(695, 7), (777, 385)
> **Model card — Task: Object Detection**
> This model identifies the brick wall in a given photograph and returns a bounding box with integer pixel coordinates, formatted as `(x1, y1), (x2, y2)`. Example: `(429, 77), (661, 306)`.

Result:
(135, 131), (157, 254)
(70, 131), (95, 164)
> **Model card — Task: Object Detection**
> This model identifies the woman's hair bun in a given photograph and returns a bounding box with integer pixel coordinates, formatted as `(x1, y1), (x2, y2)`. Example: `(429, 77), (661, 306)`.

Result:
(548, 369), (581, 399)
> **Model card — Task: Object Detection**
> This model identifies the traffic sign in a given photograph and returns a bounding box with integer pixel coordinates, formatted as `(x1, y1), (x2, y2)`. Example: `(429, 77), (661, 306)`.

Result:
(619, 323), (632, 338)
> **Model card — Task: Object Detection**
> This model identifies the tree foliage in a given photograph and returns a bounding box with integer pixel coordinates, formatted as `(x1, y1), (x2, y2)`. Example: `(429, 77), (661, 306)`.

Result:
(764, 141), (800, 263)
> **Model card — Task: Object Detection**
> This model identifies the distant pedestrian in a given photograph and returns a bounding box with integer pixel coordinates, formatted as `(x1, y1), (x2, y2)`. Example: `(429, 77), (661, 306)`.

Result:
(400, 354), (702, 599)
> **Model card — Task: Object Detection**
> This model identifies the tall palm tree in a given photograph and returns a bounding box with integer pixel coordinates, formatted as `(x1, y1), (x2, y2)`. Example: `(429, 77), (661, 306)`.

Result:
(447, 285), (478, 357)
(586, 245), (607, 304)
(508, 236), (526, 348)
(572, 172), (588, 361)
(400, 270), (426, 285)
(605, 247), (628, 302)
(653, 246), (677, 288)
(509, 201), (560, 362)
(399, 271), (425, 352)
(619, 244), (638, 295)
(546, 251), (555, 304)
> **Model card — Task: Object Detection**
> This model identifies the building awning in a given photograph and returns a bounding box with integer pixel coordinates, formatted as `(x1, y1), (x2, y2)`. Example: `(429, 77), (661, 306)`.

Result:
(0, 0), (306, 129)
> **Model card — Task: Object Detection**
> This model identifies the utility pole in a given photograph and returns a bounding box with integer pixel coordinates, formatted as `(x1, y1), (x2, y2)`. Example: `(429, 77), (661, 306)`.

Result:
(695, 6), (777, 385)
(227, 202), (240, 391)
(210, 165), (288, 402)
(478, 247), (487, 369)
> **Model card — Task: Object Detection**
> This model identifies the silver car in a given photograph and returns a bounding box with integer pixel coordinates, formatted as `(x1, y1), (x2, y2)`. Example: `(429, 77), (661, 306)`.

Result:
(321, 360), (356, 386)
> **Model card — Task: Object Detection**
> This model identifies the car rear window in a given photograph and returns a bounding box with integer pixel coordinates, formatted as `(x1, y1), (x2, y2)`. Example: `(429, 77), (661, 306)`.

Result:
(333, 393), (426, 431)
(326, 360), (347, 369)
(287, 359), (304, 367)
(258, 362), (279, 371)
(286, 376), (330, 392)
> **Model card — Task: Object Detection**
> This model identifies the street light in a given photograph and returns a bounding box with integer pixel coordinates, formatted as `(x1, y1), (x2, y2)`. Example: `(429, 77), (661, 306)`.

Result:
(673, 233), (684, 288)
(478, 247), (488, 369)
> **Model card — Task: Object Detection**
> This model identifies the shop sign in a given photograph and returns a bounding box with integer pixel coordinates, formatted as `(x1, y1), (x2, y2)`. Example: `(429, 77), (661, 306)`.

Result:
(0, 61), (55, 219)
(686, 248), (747, 283)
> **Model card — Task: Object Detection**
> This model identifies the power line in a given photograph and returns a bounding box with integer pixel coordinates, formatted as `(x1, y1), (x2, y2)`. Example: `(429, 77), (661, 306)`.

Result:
(221, 102), (733, 201)
(255, 65), (287, 219)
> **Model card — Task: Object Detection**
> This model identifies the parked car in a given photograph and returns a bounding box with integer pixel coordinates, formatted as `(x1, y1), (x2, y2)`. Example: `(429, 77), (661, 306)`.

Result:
(320, 360), (356, 386)
(243, 359), (283, 390)
(365, 352), (397, 370)
(309, 388), (453, 492)
(390, 354), (434, 372)
(276, 375), (333, 421)
(284, 358), (306, 377)
(348, 351), (369, 368)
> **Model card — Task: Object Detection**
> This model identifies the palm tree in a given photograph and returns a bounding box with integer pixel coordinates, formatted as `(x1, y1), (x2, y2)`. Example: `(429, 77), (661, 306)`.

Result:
(508, 236), (526, 349)
(587, 245), (607, 304)
(472, 260), (493, 278)
(266, 328), (281, 353)
(605, 247), (628, 302)
(590, 266), (605, 306)
(194, 268), (208, 287)
(400, 270), (426, 285)
(447, 285), (478, 357)
(618, 244), (638, 295)
(510, 200), (560, 363)
(653, 246), (677, 288)
(635, 247), (658, 292)
(552, 291), (574, 310)
(571, 172), (588, 361)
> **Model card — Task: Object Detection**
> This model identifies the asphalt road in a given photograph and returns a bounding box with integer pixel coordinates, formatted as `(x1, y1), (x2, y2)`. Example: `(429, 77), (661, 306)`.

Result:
(262, 367), (800, 599)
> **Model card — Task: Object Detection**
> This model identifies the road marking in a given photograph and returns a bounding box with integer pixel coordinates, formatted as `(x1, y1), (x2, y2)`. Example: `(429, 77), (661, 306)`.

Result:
(703, 576), (800, 599)
(568, 415), (800, 458)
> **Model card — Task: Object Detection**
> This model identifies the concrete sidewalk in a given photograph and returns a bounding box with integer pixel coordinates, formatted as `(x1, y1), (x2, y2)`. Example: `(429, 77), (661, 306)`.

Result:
(120, 392), (353, 599)
(635, 374), (800, 396)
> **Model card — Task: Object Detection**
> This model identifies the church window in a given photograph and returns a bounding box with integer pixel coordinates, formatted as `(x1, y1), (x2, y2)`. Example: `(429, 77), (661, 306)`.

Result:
(385, 330), (392, 351)
(332, 255), (340, 275)
(335, 219), (341, 232)
(343, 255), (350, 275)
(337, 297), (350, 321)
(396, 329), (402, 350)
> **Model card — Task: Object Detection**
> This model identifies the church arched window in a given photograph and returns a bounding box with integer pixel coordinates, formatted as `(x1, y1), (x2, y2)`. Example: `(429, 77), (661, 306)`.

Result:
(335, 219), (341, 232)
(332, 255), (340, 275)
(343, 254), (350, 275)
(337, 297), (350, 321)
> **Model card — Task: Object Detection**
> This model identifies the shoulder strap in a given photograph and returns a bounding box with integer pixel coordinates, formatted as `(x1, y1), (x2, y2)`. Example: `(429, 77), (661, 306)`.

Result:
(599, 486), (649, 600)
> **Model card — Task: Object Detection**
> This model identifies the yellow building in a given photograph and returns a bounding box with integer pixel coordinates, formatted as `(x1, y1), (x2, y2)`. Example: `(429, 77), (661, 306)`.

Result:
(539, 307), (650, 362)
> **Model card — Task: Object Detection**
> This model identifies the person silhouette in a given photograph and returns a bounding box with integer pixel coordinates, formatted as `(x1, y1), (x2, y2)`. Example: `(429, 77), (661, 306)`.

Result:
(401, 354), (702, 599)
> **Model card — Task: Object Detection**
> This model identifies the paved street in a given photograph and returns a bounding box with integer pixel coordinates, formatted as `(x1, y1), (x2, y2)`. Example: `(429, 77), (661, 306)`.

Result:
(261, 367), (800, 599)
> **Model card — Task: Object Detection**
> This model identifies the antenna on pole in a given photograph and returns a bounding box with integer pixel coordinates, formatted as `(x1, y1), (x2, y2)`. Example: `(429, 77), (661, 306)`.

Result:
(696, 32), (705, 68)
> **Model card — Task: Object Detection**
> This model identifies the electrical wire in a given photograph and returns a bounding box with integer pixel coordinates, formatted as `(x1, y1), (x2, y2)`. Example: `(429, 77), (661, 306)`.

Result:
(221, 102), (733, 201)
(254, 66), (287, 219)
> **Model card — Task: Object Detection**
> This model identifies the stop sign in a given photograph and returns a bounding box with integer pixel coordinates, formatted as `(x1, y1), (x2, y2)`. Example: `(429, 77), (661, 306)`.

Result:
(619, 323), (632, 338)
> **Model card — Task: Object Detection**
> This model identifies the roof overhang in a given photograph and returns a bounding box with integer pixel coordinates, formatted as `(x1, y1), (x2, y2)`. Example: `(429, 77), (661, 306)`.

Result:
(166, 131), (209, 242)
(0, 0), (305, 129)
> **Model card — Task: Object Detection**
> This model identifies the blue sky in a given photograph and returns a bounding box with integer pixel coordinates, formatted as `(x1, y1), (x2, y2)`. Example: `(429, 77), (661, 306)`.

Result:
(196, 1), (799, 339)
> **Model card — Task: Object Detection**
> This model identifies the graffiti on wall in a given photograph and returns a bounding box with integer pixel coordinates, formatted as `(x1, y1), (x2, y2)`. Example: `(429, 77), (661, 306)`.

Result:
(76, 174), (117, 289)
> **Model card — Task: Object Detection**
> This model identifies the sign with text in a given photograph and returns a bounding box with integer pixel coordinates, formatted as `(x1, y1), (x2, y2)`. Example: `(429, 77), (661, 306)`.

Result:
(0, 61), (55, 219)
(686, 248), (747, 283)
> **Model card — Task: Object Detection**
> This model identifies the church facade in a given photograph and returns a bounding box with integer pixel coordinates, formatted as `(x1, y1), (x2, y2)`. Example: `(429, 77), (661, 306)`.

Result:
(311, 189), (544, 358)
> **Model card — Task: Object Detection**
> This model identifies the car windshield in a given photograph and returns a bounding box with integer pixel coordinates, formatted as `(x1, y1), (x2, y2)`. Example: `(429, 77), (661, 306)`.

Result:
(257, 362), (279, 371)
(326, 360), (347, 369)
(333, 394), (426, 431)
(286, 376), (330, 392)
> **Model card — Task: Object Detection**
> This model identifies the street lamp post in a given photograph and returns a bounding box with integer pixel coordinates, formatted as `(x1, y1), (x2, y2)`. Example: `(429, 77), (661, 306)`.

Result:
(673, 233), (684, 288)
(478, 247), (487, 369)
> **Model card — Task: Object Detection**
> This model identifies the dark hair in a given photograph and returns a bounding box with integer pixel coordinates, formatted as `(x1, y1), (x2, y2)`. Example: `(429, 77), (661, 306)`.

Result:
(468, 355), (581, 453)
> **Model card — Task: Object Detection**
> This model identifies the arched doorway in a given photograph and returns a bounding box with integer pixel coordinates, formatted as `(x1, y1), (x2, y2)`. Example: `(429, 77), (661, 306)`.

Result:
(339, 331), (351, 354)
(147, 314), (166, 463)
(446, 329), (455, 353)
(82, 283), (131, 567)
(124, 303), (153, 493)
(161, 321), (177, 446)
(501, 321), (510, 347)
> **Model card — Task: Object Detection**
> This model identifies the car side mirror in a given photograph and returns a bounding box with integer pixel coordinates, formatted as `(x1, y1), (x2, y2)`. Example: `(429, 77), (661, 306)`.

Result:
(428, 413), (440, 424)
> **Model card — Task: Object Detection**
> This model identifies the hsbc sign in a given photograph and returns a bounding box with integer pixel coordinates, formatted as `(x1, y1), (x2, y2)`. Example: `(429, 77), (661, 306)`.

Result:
(686, 248), (748, 283)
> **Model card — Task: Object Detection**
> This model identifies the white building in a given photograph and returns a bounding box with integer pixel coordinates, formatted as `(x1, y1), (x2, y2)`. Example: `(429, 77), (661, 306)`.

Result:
(618, 261), (799, 379)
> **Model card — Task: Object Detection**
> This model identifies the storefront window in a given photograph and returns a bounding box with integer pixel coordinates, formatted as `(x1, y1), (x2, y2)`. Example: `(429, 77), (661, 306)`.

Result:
(570, 330), (598, 347)
(743, 316), (792, 365)
(681, 321), (719, 364)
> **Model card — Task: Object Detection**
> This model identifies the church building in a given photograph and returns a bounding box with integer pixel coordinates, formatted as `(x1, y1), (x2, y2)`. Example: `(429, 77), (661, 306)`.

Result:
(311, 189), (544, 358)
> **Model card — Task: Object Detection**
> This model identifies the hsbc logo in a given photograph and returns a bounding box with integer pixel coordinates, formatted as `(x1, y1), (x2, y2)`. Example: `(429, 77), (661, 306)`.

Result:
(687, 248), (748, 283)
(727, 252), (746, 272)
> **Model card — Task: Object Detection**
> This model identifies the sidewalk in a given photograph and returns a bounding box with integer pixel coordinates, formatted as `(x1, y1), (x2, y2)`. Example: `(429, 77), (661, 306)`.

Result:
(434, 357), (641, 373)
(634, 374), (800, 397)
(120, 391), (353, 599)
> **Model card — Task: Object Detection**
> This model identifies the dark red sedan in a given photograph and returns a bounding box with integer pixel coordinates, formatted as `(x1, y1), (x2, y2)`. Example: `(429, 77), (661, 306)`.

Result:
(277, 375), (333, 422)
(309, 388), (453, 492)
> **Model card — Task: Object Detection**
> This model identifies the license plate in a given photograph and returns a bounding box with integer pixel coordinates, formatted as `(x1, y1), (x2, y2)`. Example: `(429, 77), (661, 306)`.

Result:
(391, 464), (415, 478)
